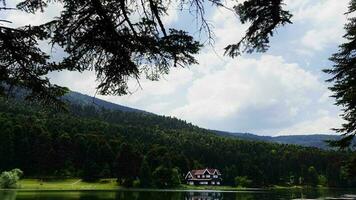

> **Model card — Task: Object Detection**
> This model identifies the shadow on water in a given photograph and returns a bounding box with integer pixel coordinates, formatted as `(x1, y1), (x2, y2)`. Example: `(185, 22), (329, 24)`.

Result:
(185, 191), (223, 200)
(0, 188), (355, 200)
(0, 191), (17, 200)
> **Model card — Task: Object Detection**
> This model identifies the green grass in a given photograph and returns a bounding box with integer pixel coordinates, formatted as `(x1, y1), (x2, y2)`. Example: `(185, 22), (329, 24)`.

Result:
(16, 179), (255, 191)
(14, 179), (310, 191)
(18, 179), (120, 190)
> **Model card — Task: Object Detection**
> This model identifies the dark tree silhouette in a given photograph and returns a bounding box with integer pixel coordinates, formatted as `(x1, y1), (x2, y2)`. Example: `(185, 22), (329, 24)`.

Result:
(1, 0), (291, 103)
(224, 0), (292, 57)
(115, 143), (142, 187)
(0, 14), (68, 107)
(324, 0), (356, 148)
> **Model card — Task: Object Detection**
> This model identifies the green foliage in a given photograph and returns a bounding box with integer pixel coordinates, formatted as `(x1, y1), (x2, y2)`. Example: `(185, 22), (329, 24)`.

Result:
(132, 179), (141, 188)
(0, 169), (23, 189)
(305, 166), (318, 187)
(347, 153), (356, 177)
(82, 161), (101, 182)
(318, 175), (328, 187)
(0, 99), (354, 188)
(234, 176), (252, 187)
(324, 0), (356, 149)
(115, 143), (142, 187)
(171, 168), (181, 186)
(139, 158), (153, 188)
(152, 166), (180, 188)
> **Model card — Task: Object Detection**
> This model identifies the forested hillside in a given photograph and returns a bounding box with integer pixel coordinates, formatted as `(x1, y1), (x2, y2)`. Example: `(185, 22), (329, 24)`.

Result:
(64, 91), (346, 149)
(213, 131), (344, 150)
(63, 92), (148, 113)
(0, 98), (355, 188)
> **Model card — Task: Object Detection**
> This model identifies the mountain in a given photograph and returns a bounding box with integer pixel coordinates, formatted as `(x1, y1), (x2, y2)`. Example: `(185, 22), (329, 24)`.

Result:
(4, 85), (147, 113)
(8, 87), (345, 149)
(63, 91), (148, 113)
(271, 134), (340, 149)
(212, 131), (340, 149)
(213, 131), (273, 141)
(64, 91), (343, 149)
(0, 94), (353, 187)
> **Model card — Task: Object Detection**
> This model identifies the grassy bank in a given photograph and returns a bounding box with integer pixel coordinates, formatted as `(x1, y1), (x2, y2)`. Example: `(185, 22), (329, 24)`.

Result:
(14, 179), (261, 191)
(10, 179), (330, 191)
(17, 179), (120, 190)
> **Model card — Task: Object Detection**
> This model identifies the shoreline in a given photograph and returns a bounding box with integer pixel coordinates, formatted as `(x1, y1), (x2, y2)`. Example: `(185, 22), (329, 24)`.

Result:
(0, 179), (354, 192)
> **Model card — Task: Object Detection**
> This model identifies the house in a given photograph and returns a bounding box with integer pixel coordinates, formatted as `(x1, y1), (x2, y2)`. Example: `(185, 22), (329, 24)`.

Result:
(185, 168), (222, 185)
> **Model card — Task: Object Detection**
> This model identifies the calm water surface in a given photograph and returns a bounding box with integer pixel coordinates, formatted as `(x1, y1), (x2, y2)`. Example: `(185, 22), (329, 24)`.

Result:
(1, 189), (355, 200)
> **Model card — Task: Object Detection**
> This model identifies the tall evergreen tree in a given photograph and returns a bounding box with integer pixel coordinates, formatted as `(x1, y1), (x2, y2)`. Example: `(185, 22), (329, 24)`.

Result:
(139, 157), (153, 188)
(324, 0), (356, 148)
(115, 143), (142, 187)
(305, 166), (319, 187)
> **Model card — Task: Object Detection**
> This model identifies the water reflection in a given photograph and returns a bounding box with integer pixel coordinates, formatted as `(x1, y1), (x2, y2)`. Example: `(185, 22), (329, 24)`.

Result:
(185, 192), (222, 200)
(0, 191), (17, 200)
(0, 189), (355, 200)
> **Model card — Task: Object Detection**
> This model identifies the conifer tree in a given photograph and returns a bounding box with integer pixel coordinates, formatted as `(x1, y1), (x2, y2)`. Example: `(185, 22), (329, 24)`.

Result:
(324, 0), (356, 148)
(1, 0), (291, 102)
(139, 157), (153, 188)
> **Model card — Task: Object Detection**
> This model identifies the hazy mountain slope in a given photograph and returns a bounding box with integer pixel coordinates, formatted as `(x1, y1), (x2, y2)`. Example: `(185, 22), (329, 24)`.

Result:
(272, 135), (340, 149)
(212, 130), (273, 141)
(64, 90), (343, 149)
(212, 130), (341, 149)
(63, 91), (148, 113)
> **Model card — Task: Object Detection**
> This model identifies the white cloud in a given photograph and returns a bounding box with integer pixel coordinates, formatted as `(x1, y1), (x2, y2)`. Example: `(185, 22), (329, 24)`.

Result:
(48, 67), (194, 113)
(171, 55), (340, 134)
(211, 6), (247, 49)
(25, 0), (344, 136)
(288, 0), (348, 24)
(108, 67), (194, 104)
(301, 28), (342, 51)
(286, 0), (349, 52)
(162, 0), (180, 25)
(277, 112), (342, 135)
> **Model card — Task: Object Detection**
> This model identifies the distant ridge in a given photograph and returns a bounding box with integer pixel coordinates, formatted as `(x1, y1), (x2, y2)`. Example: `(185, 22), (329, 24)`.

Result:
(4, 87), (349, 150)
(212, 130), (341, 149)
(63, 91), (148, 113)
(58, 90), (350, 149)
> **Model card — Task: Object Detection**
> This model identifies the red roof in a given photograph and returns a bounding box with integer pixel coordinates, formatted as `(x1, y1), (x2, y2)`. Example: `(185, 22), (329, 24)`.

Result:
(185, 168), (222, 180)
(187, 168), (221, 176)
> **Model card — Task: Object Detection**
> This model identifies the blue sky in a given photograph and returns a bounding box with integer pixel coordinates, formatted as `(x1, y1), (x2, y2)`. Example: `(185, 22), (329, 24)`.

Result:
(1, 0), (351, 135)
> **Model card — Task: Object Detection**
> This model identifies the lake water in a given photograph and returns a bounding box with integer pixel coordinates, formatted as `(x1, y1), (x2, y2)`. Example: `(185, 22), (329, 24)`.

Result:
(1, 189), (356, 200)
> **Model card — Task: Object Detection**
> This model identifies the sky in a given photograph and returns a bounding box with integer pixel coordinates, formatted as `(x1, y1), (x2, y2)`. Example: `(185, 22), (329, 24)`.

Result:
(1, 0), (352, 136)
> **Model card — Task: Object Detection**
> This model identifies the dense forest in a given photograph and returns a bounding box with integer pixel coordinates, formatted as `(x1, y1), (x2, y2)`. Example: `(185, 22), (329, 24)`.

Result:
(0, 97), (355, 188)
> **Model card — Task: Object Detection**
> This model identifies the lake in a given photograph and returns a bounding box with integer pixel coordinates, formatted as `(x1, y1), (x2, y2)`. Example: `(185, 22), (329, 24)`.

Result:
(1, 189), (356, 200)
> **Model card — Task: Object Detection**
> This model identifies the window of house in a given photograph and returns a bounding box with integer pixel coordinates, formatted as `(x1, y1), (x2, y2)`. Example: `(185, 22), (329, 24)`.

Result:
(206, 175), (210, 178)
